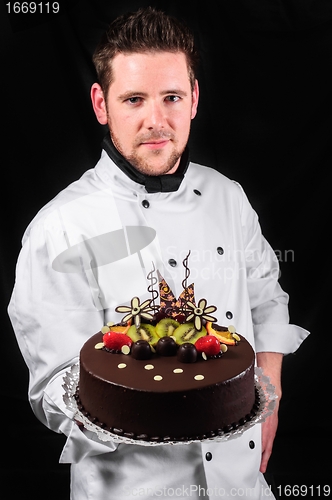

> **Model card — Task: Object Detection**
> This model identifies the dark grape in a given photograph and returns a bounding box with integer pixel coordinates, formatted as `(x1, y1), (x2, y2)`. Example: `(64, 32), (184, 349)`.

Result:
(177, 342), (198, 363)
(131, 340), (152, 360)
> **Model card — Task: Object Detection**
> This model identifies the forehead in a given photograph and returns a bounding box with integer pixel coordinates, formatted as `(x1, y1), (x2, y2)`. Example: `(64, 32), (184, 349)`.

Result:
(109, 51), (191, 92)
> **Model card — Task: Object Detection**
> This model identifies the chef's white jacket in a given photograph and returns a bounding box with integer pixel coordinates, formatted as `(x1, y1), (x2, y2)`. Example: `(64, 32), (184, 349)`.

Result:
(8, 150), (309, 499)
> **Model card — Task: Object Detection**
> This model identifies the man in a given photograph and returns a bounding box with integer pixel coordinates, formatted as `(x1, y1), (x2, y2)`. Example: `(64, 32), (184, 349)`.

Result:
(8, 7), (309, 499)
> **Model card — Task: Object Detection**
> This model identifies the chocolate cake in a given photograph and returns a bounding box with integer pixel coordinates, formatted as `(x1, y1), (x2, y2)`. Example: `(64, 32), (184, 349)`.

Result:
(76, 254), (257, 442)
(77, 330), (256, 441)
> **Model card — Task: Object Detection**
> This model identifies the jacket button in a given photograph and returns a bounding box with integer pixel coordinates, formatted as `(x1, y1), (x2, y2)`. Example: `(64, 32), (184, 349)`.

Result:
(226, 311), (233, 319)
(168, 259), (177, 267)
(217, 246), (224, 255)
(193, 189), (201, 196)
(142, 200), (150, 208)
(249, 440), (255, 449)
(205, 452), (212, 461)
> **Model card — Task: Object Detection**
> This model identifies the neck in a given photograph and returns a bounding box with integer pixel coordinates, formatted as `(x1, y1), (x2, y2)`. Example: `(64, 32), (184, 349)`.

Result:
(102, 134), (190, 193)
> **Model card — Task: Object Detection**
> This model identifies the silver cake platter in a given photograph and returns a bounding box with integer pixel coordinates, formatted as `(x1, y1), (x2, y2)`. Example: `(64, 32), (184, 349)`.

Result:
(63, 364), (277, 446)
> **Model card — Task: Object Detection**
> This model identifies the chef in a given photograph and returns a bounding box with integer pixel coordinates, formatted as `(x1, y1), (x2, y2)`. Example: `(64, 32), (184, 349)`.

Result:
(8, 7), (309, 500)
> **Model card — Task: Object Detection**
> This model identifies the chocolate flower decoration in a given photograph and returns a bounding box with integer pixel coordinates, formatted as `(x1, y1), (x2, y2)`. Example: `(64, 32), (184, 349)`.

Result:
(185, 298), (217, 331)
(116, 297), (155, 329)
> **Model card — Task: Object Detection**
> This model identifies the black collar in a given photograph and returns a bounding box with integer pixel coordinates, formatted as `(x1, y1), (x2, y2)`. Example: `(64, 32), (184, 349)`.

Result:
(102, 134), (190, 193)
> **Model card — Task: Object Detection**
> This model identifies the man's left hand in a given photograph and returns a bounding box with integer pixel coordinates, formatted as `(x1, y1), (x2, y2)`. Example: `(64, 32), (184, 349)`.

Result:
(256, 351), (283, 474)
(260, 401), (279, 473)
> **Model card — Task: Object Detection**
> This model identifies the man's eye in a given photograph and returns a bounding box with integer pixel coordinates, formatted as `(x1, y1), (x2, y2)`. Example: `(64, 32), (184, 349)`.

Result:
(127, 97), (141, 104)
(165, 95), (180, 102)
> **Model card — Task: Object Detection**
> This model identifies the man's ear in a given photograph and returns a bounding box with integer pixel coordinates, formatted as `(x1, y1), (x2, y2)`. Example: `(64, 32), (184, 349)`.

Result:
(191, 79), (199, 120)
(91, 83), (108, 125)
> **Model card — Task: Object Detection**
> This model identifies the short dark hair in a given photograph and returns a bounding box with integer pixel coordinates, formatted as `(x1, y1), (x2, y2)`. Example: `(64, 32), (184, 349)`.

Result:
(93, 7), (199, 97)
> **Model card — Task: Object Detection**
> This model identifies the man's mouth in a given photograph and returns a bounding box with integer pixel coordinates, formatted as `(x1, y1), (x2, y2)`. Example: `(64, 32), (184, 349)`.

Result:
(137, 131), (173, 150)
(140, 139), (170, 150)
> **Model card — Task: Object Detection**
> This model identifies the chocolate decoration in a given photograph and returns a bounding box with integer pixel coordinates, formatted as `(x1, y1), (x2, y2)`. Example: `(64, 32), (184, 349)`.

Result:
(146, 262), (159, 313)
(181, 250), (191, 292)
(158, 271), (195, 318)
(185, 298), (217, 331)
(116, 297), (155, 329)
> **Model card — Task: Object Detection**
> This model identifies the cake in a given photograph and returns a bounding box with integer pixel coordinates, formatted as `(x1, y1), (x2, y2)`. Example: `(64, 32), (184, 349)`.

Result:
(76, 254), (258, 442)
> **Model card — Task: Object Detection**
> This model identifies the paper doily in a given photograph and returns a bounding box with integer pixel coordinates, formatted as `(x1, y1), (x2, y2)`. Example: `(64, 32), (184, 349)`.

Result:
(62, 364), (277, 446)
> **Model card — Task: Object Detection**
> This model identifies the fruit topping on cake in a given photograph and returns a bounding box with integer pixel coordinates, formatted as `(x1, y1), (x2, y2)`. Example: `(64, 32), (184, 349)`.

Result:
(95, 250), (241, 363)
(103, 331), (132, 352)
(155, 336), (178, 356)
(172, 323), (206, 344)
(102, 322), (131, 335)
(195, 335), (221, 357)
(206, 322), (241, 345)
(94, 322), (133, 352)
(177, 343), (198, 363)
(131, 340), (152, 360)
(127, 323), (159, 346)
(155, 318), (180, 338)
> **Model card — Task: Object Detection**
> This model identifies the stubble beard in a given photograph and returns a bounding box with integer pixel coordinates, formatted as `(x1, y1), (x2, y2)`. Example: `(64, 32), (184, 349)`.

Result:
(109, 125), (185, 176)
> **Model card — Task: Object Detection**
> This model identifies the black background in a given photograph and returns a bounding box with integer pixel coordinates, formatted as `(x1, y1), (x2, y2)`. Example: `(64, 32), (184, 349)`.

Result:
(1, 0), (331, 498)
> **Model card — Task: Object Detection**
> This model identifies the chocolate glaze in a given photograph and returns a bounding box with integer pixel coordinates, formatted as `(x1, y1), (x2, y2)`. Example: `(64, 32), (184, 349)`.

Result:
(78, 332), (256, 441)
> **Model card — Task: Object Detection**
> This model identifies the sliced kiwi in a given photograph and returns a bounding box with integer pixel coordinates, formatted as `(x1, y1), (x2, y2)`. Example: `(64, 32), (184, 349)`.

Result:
(127, 323), (159, 346)
(156, 318), (180, 338)
(173, 322), (206, 345)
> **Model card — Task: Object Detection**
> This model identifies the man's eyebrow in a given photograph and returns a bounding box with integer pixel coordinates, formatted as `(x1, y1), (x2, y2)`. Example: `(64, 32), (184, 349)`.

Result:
(162, 89), (188, 97)
(117, 91), (148, 101)
(117, 89), (188, 100)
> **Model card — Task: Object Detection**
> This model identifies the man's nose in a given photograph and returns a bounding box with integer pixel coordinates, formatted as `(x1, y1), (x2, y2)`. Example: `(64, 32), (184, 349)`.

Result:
(144, 101), (165, 129)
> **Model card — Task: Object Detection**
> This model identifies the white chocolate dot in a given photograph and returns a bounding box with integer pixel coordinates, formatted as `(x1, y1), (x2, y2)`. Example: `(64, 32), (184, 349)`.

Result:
(101, 326), (110, 334)
(173, 368), (183, 374)
(194, 374), (205, 381)
(117, 363), (127, 369)
(228, 325), (236, 334)
(144, 364), (154, 370)
(154, 375), (163, 381)
(94, 342), (105, 349)
(202, 352), (208, 361)
(232, 333), (241, 342)
(220, 343), (228, 353)
(121, 345), (130, 355)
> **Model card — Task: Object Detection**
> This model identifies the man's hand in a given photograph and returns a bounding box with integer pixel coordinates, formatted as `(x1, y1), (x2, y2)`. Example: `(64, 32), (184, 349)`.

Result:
(256, 351), (283, 473)
(260, 402), (279, 473)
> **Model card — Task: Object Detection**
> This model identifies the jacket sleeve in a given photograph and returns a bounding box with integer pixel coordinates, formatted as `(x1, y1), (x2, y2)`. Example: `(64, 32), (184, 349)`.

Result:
(236, 182), (309, 354)
(8, 219), (118, 462)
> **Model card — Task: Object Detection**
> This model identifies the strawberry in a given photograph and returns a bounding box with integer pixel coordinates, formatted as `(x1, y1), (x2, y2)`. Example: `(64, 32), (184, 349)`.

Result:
(103, 331), (132, 350)
(195, 335), (220, 356)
